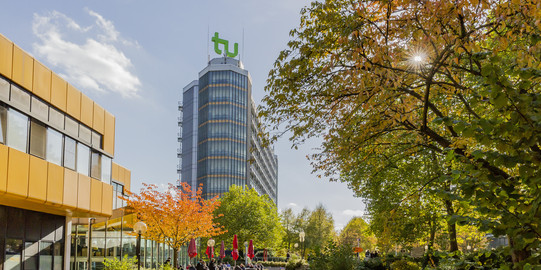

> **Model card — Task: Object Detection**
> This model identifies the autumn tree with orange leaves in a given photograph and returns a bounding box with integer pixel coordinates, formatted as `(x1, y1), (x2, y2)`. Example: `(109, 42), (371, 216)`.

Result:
(122, 182), (224, 267)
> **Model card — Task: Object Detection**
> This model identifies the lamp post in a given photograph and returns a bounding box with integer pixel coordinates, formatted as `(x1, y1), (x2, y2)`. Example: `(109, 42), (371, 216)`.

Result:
(299, 231), (305, 260)
(88, 218), (95, 270)
(207, 239), (215, 260)
(133, 221), (147, 270)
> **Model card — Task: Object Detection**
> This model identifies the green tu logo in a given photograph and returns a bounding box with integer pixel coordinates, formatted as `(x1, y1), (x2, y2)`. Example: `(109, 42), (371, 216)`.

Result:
(212, 32), (238, 58)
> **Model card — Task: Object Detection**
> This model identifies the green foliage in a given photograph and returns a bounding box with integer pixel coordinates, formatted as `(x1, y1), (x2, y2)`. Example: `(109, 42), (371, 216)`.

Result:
(261, 0), (541, 264)
(285, 259), (307, 270)
(161, 264), (175, 270)
(340, 217), (376, 250)
(281, 207), (310, 252)
(309, 240), (359, 270)
(103, 256), (138, 270)
(358, 258), (386, 270)
(260, 261), (287, 267)
(213, 185), (283, 250)
(304, 204), (335, 251)
(390, 259), (420, 270)
(434, 249), (513, 269)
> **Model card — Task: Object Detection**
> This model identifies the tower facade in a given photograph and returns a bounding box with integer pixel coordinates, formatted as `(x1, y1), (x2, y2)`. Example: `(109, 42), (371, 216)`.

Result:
(178, 57), (278, 203)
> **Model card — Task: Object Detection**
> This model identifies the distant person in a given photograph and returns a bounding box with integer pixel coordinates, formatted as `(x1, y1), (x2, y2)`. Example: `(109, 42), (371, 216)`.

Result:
(208, 259), (217, 270)
(286, 251), (290, 262)
(196, 260), (206, 270)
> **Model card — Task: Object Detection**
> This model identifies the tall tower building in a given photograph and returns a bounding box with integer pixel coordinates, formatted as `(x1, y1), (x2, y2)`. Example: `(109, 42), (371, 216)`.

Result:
(177, 57), (278, 203)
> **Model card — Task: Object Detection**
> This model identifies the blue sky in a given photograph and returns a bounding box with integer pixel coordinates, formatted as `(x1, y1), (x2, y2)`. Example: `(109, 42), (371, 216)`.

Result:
(1, 0), (365, 230)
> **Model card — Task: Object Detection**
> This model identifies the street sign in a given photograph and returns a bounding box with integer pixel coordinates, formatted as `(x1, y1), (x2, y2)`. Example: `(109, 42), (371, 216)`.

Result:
(411, 247), (425, 258)
(354, 247), (364, 253)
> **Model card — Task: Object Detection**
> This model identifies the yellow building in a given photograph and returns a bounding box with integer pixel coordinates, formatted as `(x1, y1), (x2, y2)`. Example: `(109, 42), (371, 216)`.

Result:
(0, 34), (176, 270)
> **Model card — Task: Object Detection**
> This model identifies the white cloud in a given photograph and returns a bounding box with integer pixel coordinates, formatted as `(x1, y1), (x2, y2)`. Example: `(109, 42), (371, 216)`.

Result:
(32, 9), (141, 98)
(342, 209), (364, 217)
(288, 202), (298, 207)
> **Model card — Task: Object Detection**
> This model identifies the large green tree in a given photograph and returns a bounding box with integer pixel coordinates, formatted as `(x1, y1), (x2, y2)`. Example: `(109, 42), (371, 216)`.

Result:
(339, 217), (376, 250)
(261, 0), (541, 266)
(304, 204), (336, 253)
(212, 185), (283, 250)
(281, 208), (297, 250)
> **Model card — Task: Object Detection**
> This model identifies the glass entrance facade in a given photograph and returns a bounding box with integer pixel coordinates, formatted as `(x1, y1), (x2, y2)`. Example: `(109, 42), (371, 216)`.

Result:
(0, 205), (65, 270)
(68, 212), (189, 270)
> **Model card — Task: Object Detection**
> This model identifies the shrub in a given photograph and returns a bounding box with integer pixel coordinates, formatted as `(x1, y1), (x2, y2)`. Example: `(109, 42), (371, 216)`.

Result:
(103, 256), (138, 270)
(285, 260), (306, 270)
(261, 261), (287, 267)
(358, 257), (387, 270)
(436, 248), (512, 270)
(390, 259), (420, 270)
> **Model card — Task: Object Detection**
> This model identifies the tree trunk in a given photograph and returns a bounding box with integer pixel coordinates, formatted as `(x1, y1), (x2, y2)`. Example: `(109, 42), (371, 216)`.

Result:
(444, 199), (458, 252)
(428, 218), (437, 250)
(508, 235), (530, 265)
(173, 247), (179, 269)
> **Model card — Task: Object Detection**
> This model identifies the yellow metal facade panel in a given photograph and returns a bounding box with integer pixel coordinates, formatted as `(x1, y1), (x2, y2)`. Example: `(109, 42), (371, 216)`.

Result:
(102, 184), (113, 216)
(93, 103), (105, 135)
(7, 148), (29, 198)
(112, 162), (119, 181)
(50, 73), (67, 112)
(62, 169), (78, 209)
(66, 84), (81, 120)
(0, 35), (13, 79)
(0, 144), (7, 194)
(80, 94), (93, 128)
(28, 156), (47, 203)
(76, 174), (91, 212)
(118, 166), (126, 185)
(32, 61), (51, 102)
(90, 179), (103, 214)
(124, 169), (131, 192)
(12, 45), (34, 91)
(46, 163), (64, 205)
(104, 111), (115, 155)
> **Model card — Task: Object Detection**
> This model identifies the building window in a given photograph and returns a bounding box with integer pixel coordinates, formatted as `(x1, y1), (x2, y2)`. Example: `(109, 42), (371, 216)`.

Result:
(5, 238), (23, 270)
(53, 242), (63, 270)
(31, 97), (49, 121)
(79, 125), (91, 144)
(64, 116), (78, 138)
(0, 105), (7, 144)
(24, 241), (39, 270)
(10, 85), (30, 111)
(7, 109), (29, 152)
(76, 143), (90, 176)
(63, 137), (76, 170)
(29, 120), (47, 159)
(102, 156), (112, 184)
(92, 131), (102, 149)
(40, 241), (54, 270)
(46, 128), (63, 166)
(90, 150), (102, 180)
